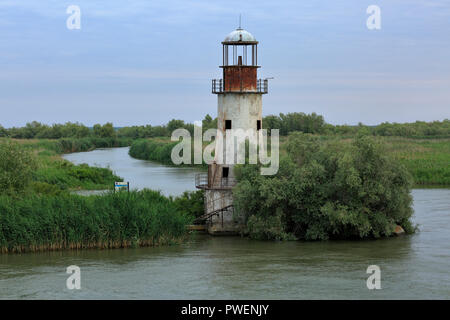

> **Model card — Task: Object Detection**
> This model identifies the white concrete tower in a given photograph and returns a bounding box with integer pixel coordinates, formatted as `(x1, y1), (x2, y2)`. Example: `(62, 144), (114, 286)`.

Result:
(195, 27), (268, 235)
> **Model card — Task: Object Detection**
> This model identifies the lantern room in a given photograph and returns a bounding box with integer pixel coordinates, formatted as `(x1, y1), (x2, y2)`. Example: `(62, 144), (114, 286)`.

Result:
(212, 28), (267, 94)
(221, 28), (258, 67)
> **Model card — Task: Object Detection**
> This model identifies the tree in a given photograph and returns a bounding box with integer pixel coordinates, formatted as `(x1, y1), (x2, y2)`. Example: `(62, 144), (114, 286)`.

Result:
(93, 123), (116, 138)
(167, 119), (186, 134)
(233, 133), (414, 240)
(0, 125), (8, 137)
(262, 115), (282, 134)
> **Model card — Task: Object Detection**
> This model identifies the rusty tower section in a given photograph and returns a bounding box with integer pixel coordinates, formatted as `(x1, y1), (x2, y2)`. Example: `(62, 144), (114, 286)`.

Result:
(195, 27), (268, 235)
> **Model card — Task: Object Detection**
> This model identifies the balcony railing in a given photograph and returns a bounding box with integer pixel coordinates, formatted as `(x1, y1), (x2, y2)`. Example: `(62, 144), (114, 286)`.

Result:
(195, 173), (237, 190)
(257, 79), (268, 94)
(211, 79), (223, 93)
(211, 79), (268, 94)
(195, 173), (209, 189)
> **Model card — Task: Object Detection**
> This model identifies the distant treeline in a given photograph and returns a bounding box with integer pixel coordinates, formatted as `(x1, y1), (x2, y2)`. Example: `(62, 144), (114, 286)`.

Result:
(262, 113), (450, 138)
(0, 121), (117, 139)
(2, 114), (449, 140)
(0, 120), (195, 140)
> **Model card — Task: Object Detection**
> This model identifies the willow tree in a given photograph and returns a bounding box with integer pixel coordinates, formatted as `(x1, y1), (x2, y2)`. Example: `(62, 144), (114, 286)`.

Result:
(233, 133), (414, 240)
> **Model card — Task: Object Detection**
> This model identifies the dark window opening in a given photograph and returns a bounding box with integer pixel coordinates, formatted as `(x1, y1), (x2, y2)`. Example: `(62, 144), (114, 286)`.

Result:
(222, 167), (229, 178)
(225, 120), (232, 130)
(257, 120), (261, 131)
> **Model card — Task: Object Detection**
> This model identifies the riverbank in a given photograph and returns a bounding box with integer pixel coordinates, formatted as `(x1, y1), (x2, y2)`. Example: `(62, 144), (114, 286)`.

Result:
(1, 137), (131, 193)
(129, 135), (450, 187)
(129, 137), (208, 168)
(0, 140), (202, 253)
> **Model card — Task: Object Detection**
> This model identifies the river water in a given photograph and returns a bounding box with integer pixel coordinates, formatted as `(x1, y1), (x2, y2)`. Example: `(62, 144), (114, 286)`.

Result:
(0, 148), (449, 299)
(62, 147), (204, 196)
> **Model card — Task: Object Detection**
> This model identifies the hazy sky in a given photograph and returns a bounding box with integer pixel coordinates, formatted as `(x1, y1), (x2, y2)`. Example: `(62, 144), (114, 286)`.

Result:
(0, 0), (449, 127)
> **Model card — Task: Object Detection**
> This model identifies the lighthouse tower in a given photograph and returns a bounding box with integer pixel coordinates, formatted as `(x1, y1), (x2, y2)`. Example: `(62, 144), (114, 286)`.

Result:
(195, 27), (268, 235)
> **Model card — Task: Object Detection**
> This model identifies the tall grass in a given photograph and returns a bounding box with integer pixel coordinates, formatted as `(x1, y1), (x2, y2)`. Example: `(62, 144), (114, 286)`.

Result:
(129, 139), (178, 165)
(0, 190), (194, 253)
(129, 138), (208, 168)
(18, 137), (132, 154)
(383, 138), (450, 186)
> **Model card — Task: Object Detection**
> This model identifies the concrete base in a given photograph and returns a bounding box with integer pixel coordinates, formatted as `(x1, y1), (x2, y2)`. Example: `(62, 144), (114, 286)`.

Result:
(207, 220), (243, 236)
(204, 188), (245, 235)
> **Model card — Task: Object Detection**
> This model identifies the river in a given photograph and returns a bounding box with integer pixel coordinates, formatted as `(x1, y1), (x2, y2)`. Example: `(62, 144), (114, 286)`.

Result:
(0, 147), (449, 299)
(62, 147), (204, 196)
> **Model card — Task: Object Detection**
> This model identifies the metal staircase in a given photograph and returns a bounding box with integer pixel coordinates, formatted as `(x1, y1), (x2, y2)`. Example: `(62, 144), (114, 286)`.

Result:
(193, 205), (233, 224)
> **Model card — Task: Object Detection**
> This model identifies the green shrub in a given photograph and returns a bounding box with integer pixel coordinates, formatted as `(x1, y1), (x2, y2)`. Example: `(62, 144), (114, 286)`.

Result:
(0, 140), (37, 195)
(246, 209), (296, 241)
(234, 133), (414, 240)
(173, 190), (204, 218)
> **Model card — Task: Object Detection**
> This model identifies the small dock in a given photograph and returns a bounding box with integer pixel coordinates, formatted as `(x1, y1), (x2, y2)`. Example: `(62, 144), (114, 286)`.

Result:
(186, 225), (207, 232)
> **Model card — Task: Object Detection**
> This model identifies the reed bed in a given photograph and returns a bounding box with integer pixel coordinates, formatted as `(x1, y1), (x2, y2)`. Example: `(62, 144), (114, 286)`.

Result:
(0, 190), (193, 253)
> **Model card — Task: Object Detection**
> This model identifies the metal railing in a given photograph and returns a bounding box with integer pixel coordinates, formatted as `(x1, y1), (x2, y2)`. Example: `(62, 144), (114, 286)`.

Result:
(212, 79), (223, 93)
(194, 204), (234, 224)
(257, 79), (268, 94)
(195, 173), (209, 189)
(211, 79), (268, 94)
(195, 173), (237, 189)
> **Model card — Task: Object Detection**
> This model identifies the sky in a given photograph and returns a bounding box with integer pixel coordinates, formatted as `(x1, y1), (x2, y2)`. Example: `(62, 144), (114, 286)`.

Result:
(0, 0), (449, 127)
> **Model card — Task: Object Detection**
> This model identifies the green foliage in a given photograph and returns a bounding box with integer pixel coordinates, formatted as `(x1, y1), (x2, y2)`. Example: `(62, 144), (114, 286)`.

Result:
(3, 117), (449, 141)
(0, 140), (37, 196)
(117, 124), (169, 139)
(0, 125), (8, 137)
(246, 209), (296, 241)
(383, 138), (450, 186)
(93, 122), (116, 138)
(30, 181), (64, 196)
(0, 190), (194, 253)
(260, 114), (450, 138)
(167, 119), (193, 135)
(173, 190), (205, 218)
(0, 138), (127, 193)
(32, 160), (122, 192)
(5, 121), (91, 139)
(234, 133), (415, 241)
(372, 120), (450, 137)
(202, 114), (218, 133)
(20, 137), (132, 154)
(326, 120), (450, 138)
(117, 119), (194, 139)
(263, 112), (325, 135)
(129, 138), (208, 167)
(129, 139), (178, 165)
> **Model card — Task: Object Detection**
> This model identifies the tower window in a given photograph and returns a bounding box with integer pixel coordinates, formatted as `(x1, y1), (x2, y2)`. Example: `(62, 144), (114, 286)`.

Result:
(225, 120), (232, 130)
(222, 167), (229, 178)
(257, 120), (261, 131)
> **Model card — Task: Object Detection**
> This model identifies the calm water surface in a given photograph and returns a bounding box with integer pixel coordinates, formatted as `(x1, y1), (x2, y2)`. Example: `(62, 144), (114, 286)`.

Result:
(0, 148), (449, 299)
(62, 147), (204, 196)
